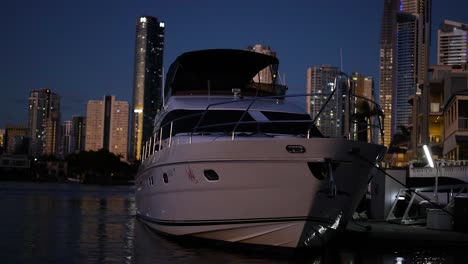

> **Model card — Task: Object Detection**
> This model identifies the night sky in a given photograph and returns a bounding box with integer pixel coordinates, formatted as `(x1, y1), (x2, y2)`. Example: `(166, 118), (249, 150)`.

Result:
(1, 0), (467, 128)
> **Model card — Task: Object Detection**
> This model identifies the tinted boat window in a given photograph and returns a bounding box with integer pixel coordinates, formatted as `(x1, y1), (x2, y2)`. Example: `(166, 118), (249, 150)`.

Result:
(158, 109), (323, 138)
(261, 111), (322, 137)
(159, 110), (255, 138)
(261, 111), (311, 121)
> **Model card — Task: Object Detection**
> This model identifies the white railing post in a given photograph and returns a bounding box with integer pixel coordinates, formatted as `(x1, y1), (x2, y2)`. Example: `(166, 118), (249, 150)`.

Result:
(148, 137), (152, 156)
(153, 134), (157, 153)
(145, 140), (149, 159)
(169, 122), (173, 148)
(159, 127), (163, 151)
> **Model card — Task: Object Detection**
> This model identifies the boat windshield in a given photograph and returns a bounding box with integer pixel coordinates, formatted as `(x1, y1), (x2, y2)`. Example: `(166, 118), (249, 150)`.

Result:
(157, 109), (322, 139)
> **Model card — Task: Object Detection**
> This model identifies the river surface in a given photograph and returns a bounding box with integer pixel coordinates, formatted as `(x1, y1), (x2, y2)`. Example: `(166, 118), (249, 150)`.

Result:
(0, 181), (465, 264)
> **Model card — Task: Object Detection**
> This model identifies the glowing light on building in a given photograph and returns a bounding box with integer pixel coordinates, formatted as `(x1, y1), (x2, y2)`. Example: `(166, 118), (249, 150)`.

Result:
(423, 145), (434, 168)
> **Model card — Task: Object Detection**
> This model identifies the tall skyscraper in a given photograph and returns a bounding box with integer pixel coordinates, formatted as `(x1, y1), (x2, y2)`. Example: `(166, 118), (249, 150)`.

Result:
(306, 65), (345, 137)
(28, 88), (61, 157)
(131, 16), (165, 161)
(378, 0), (399, 146)
(350, 73), (377, 143)
(43, 114), (60, 156)
(393, 0), (431, 138)
(70, 116), (86, 154)
(85, 96), (129, 161)
(394, 12), (419, 135)
(0, 128), (4, 152)
(59, 120), (72, 157)
(351, 73), (374, 100)
(379, 0), (431, 146)
(4, 125), (29, 154)
(247, 44), (277, 84)
(438, 20), (468, 66)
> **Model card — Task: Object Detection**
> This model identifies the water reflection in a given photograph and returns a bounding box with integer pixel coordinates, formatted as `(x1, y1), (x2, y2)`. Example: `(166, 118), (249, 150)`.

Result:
(0, 182), (135, 264)
(0, 182), (465, 264)
(132, 214), (466, 264)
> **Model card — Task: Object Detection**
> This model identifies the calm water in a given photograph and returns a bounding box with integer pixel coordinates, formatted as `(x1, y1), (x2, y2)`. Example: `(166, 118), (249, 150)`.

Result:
(0, 181), (464, 264)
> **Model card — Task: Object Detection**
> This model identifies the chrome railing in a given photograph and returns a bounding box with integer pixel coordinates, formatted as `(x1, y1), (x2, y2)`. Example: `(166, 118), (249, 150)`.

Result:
(141, 92), (384, 160)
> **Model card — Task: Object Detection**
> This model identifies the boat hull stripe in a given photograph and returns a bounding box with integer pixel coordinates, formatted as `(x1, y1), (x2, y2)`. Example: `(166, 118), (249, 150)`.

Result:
(137, 214), (333, 226)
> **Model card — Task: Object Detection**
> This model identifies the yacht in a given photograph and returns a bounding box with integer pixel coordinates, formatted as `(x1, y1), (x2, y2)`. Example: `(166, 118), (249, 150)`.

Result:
(135, 49), (387, 248)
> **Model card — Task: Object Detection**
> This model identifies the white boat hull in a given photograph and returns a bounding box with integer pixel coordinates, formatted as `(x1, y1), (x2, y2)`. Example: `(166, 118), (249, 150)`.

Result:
(135, 137), (385, 248)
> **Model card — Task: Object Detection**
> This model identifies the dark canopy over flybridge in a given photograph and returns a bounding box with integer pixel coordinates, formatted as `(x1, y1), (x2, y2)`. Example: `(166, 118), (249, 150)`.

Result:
(164, 49), (286, 97)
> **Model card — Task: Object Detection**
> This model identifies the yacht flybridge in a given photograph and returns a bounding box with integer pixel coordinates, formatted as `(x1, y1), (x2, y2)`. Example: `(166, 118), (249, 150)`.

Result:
(135, 49), (387, 248)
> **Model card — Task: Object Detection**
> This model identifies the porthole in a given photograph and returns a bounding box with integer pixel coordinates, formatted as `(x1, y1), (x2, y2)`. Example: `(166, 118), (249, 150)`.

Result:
(204, 169), (219, 181)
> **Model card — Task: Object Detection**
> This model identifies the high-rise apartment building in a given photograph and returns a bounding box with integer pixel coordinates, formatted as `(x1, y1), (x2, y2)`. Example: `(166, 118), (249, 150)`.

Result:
(4, 125), (29, 154)
(70, 116), (86, 154)
(379, 0), (431, 146)
(85, 96), (129, 161)
(131, 16), (165, 161)
(394, 12), (419, 135)
(306, 65), (346, 137)
(28, 88), (61, 157)
(438, 20), (468, 66)
(351, 73), (374, 101)
(379, 0), (399, 146)
(394, 0), (431, 137)
(350, 73), (377, 143)
(247, 44), (277, 84)
(43, 114), (60, 156)
(59, 120), (72, 157)
(0, 129), (4, 152)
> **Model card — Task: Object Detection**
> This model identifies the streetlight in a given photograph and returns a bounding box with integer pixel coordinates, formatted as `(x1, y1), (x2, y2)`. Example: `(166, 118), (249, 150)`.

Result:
(423, 144), (438, 203)
(423, 145), (434, 168)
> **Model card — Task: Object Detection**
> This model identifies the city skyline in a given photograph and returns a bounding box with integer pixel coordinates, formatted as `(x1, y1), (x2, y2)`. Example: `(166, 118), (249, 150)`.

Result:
(1, 0), (467, 128)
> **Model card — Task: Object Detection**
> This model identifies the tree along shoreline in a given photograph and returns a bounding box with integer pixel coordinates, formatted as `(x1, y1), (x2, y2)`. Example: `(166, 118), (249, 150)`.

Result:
(0, 149), (137, 185)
